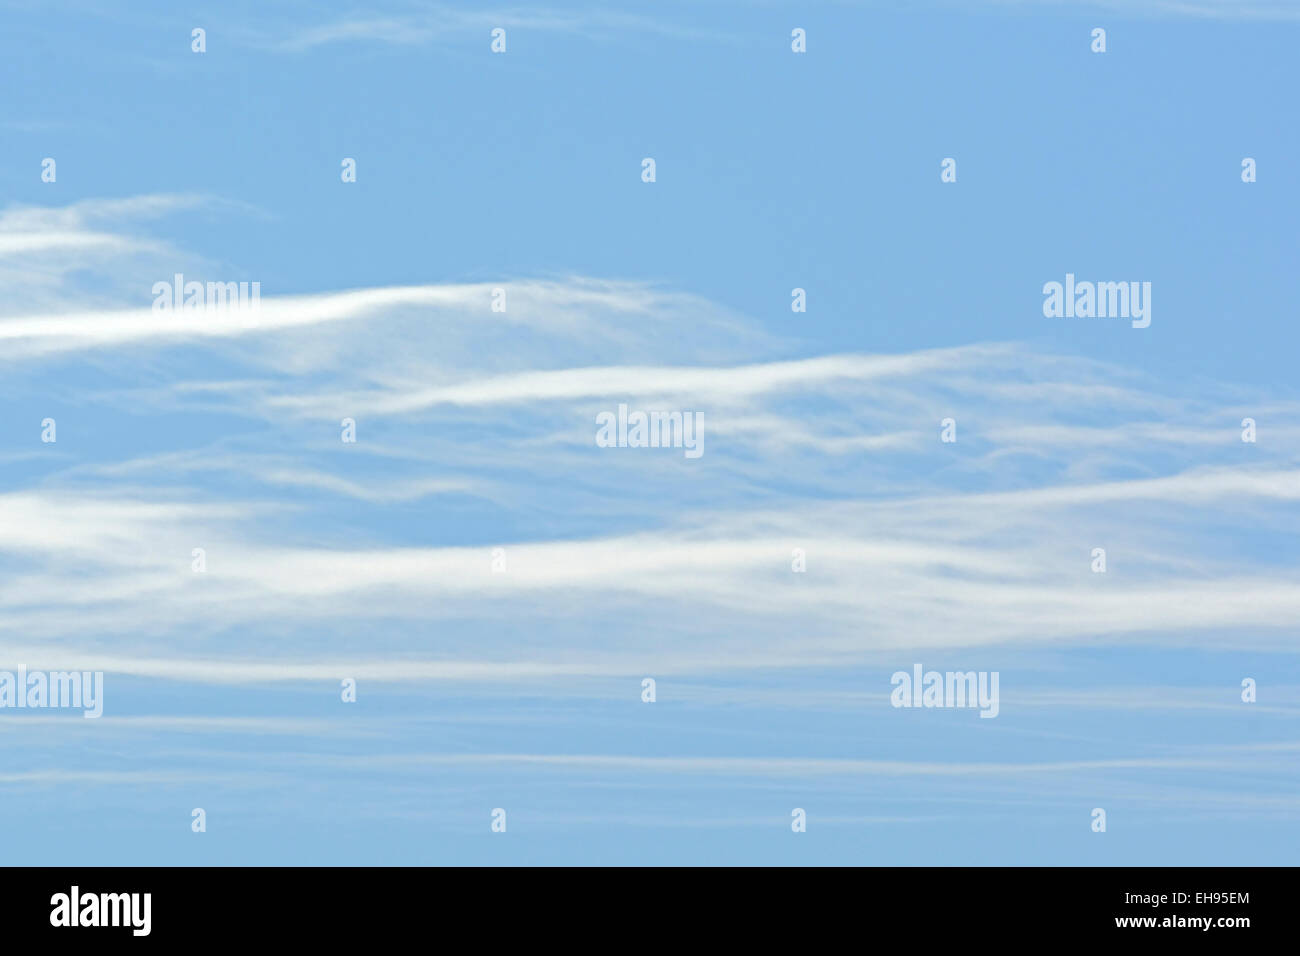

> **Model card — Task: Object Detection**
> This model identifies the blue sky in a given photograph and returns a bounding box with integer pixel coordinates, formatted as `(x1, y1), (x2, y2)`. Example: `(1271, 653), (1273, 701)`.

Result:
(1, 0), (1298, 865)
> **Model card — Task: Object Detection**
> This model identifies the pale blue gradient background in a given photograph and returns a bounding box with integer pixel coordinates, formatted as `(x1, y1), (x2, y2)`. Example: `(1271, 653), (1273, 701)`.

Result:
(0, 1), (1296, 865)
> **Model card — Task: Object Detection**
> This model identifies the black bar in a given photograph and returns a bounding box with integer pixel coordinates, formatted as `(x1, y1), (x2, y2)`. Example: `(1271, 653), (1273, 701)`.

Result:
(1, 866), (1279, 942)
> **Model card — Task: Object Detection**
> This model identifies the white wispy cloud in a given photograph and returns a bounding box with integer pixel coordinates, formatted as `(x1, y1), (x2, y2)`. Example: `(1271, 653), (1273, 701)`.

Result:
(2, 195), (1296, 700)
(272, 3), (731, 52)
(981, 0), (1300, 20)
